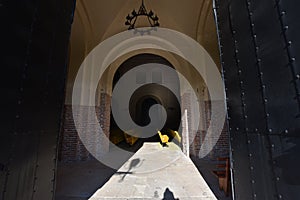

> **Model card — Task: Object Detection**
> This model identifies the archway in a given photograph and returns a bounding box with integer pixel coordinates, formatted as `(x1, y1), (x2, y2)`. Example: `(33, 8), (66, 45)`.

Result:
(55, 1), (231, 199)
(108, 53), (182, 151)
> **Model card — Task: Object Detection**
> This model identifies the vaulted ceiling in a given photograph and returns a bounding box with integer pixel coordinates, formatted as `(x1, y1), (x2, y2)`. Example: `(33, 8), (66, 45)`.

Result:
(66, 0), (220, 104)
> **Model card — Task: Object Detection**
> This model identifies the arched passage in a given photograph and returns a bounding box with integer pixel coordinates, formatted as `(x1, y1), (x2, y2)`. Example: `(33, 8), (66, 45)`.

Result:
(56, 1), (230, 199)
(109, 53), (182, 149)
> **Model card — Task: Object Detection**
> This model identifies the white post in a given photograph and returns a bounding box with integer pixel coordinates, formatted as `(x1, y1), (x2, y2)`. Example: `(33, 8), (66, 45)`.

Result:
(182, 109), (189, 157)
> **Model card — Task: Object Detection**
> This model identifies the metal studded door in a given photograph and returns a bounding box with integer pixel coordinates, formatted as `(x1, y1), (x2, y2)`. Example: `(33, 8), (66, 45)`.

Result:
(213, 0), (300, 199)
(0, 1), (75, 199)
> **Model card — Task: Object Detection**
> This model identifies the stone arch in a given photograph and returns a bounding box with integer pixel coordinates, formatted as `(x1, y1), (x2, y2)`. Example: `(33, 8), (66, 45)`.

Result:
(104, 53), (182, 148)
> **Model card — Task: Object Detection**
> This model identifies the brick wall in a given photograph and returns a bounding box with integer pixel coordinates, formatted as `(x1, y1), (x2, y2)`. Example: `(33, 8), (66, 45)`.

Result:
(59, 92), (229, 162)
(59, 93), (111, 162)
(183, 99), (229, 161)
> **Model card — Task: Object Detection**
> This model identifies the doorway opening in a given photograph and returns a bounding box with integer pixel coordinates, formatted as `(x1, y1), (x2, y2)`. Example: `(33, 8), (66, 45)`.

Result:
(108, 53), (182, 152)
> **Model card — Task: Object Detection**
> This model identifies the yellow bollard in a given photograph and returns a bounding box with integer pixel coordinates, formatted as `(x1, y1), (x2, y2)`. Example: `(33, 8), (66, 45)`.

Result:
(168, 129), (181, 143)
(157, 130), (169, 144)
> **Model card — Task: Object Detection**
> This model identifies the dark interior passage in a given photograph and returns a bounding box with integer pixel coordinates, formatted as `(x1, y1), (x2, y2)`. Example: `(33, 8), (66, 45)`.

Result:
(109, 54), (182, 151)
(136, 97), (158, 127)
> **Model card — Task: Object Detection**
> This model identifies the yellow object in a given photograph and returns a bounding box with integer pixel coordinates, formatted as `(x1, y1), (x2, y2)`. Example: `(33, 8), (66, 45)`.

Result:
(124, 132), (139, 146)
(110, 129), (125, 144)
(110, 129), (139, 146)
(158, 131), (169, 144)
(168, 129), (181, 143)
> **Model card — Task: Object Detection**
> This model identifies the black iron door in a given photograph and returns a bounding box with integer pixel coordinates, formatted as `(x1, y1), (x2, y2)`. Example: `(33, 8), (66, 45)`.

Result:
(0, 1), (76, 199)
(214, 0), (300, 199)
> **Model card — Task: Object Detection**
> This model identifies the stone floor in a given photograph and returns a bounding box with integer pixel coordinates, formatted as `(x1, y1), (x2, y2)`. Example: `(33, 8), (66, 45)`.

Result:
(56, 142), (232, 200)
(89, 142), (217, 200)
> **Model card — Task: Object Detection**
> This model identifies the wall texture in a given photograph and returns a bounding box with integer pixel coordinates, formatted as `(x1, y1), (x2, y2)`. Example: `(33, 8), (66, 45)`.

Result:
(60, 99), (229, 163)
(0, 1), (76, 199)
(214, 0), (300, 199)
(59, 94), (111, 162)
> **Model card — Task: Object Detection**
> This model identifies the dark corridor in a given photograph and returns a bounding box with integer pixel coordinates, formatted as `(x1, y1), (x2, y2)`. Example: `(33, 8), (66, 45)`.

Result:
(109, 54), (182, 151)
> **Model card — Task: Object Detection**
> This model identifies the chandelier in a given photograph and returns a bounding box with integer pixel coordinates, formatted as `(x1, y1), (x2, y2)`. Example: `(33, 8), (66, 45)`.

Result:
(125, 0), (160, 30)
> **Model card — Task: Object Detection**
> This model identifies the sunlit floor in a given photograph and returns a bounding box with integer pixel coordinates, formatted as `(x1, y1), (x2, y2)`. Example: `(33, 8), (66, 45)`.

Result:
(56, 142), (231, 200)
(92, 143), (217, 199)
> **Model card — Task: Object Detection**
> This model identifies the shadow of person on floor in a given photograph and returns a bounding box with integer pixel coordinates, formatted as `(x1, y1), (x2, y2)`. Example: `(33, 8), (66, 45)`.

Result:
(162, 188), (179, 200)
(118, 158), (144, 182)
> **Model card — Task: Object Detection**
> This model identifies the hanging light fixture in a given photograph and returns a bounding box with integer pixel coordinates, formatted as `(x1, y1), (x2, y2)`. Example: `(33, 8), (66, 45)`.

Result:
(125, 0), (160, 30)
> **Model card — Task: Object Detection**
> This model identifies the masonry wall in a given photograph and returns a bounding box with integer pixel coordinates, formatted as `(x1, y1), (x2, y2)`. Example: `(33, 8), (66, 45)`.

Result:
(59, 98), (229, 162)
(59, 93), (111, 162)
(59, 90), (229, 162)
(182, 97), (229, 161)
